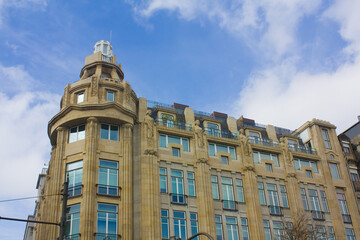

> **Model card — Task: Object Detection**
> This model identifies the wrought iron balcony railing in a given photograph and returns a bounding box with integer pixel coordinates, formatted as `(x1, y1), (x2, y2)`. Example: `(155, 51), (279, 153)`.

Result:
(170, 193), (187, 205)
(68, 184), (83, 198)
(64, 233), (80, 240)
(249, 137), (279, 148)
(94, 233), (121, 240)
(342, 214), (352, 223)
(155, 119), (192, 131)
(96, 184), (121, 197)
(204, 128), (238, 140)
(288, 144), (317, 155)
(311, 210), (325, 221)
(268, 205), (283, 216)
(222, 200), (237, 211)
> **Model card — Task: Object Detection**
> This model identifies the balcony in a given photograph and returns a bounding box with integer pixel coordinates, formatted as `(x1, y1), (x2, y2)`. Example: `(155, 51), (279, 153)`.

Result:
(65, 234), (81, 240)
(155, 119), (192, 131)
(342, 214), (352, 223)
(205, 128), (238, 140)
(249, 137), (279, 148)
(94, 233), (121, 240)
(222, 200), (237, 211)
(353, 181), (360, 192)
(170, 193), (187, 205)
(311, 210), (325, 221)
(288, 144), (317, 155)
(68, 184), (83, 198)
(268, 205), (283, 216)
(96, 184), (121, 197)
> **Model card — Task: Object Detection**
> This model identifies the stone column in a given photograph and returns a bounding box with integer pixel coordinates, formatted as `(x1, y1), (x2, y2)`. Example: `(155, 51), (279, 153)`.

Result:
(195, 160), (216, 239)
(121, 123), (133, 239)
(81, 117), (99, 238)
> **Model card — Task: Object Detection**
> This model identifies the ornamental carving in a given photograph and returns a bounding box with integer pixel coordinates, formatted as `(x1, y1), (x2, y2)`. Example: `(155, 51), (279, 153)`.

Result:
(124, 82), (131, 103)
(287, 172), (297, 179)
(242, 164), (255, 172)
(280, 137), (292, 165)
(194, 120), (206, 148)
(144, 149), (158, 156)
(196, 158), (209, 164)
(238, 129), (252, 156)
(143, 110), (156, 149)
(91, 76), (98, 96)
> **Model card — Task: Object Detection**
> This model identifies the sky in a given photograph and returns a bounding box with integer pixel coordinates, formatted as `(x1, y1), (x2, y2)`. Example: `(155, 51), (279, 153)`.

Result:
(0, 0), (359, 239)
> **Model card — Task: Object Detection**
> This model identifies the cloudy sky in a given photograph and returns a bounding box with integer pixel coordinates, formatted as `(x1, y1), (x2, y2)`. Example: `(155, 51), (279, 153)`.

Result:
(0, 0), (360, 238)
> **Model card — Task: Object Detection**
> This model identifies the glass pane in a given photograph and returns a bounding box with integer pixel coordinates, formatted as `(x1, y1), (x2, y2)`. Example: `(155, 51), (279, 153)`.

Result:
(209, 144), (216, 156)
(171, 170), (183, 177)
(182, 138), (189, 152)
(100, 124), (109, 139)
(229, 147), (236, 159)
(100, 160), (118, 169)
(160, 135), (167, 148)
(168, 136), (181, 144)
(253, 152), (260, 164)
(217, 145), (228, 153)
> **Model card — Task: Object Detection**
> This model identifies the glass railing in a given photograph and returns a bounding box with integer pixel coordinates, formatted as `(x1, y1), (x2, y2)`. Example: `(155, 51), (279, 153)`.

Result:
(249, 137), (279, 148)
(170, 193), (187, 205)
(204, 128), (237, 140)
(155, 119), (192, 131)
(288, 144), (317, 155)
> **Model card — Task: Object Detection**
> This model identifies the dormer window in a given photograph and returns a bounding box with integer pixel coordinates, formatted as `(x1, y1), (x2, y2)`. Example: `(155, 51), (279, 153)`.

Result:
(207, 123), (219, 137)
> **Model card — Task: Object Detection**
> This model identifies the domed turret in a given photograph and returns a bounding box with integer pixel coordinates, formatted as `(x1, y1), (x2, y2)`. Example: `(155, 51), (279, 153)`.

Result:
(94, 40), (113, 58)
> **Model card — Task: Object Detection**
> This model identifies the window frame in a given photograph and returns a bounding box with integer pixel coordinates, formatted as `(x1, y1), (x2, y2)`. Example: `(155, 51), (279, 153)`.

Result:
(97, 203), (118, 238)
(66, 161), (83, 197)
(69, 125), (86, 143)
(98, 159), (119, 196)
(100, 123), (119, 141)
(65, 204), (80, 238)
(106, 90), (115, 102)
(77, 91), (84, 103)
(209, 143), (236, 159)
(159, 134), (190, 152)
(160, 167), (168, 193)
(322, 129), (332, 149)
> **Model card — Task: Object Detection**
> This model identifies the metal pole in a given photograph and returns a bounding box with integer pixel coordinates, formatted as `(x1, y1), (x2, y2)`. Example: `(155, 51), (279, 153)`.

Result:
(59, 181), (68, 240)
(0, 216), (59, 226)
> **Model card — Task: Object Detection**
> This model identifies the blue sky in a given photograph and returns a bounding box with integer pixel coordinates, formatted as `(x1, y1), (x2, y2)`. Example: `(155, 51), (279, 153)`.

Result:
(0, 0), (360, 239)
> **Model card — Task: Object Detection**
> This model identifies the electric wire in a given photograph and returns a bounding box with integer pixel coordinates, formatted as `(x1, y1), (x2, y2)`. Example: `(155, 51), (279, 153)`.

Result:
(0, 193), (62, 203)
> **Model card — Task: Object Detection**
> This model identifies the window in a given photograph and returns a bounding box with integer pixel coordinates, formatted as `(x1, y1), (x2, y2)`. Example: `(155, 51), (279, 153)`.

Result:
(265, 163), (273, 172)
(322, 129), (331, 149)
(209, 143), (236, 159)
(320, 191), (329, 212)
(267, 184), (281, 215)
(258, 182), (266, 205)
(171, 170), (185, 204)
(207, 123), (220, 137)
(337, 193), (351, 223)
(236, 179), (245, 203)
(212, 175), (220, 199)
(69, 125), (85, 143)
(316, 226), (326, 240)
(161, 113), (175, 128)
(329, 163), (340, 179)
(215, 215), (223, 240)
(328, 226), (335, 240)
(300, 188), (308, 210)
(100, 124), (119, 141)
(190, 213), (199, 240)
(346, 228), (355, 240)
(188, 172), (196, 197)
(161, 210), (169, 239)
(241, 218), (249, 240)
(263, 220), (271, 240)
(66, 161), (83, 197)
(221, 156), (229, 165)
(350, 169), (360, 182)
(308, 225), (315, 240)
(173, 211), (186, 239)
(342, 141), (351, 153)
(172, 147), (180, 157)
(248, 131), (260, 142)
(77, 92), (84, 103)
(222, 177), (235, 210)
(294, 158), (318, 173)
(306, 170), (313, 178)
(309, 189), (323, 219)
(159, 134), (189, 152)
(273, 221), (284, 240)
(226, 217), (239, 240)
(106, 90), (115, 101)
(253, 151), (279, 166)
(287, 139), (298, 150)
(98, 160), (118, 196)
(280, 185), (289, 208)
(160, 168), (167, 193)
(65, 204), (80, 239)
(97, 203), (117, 240)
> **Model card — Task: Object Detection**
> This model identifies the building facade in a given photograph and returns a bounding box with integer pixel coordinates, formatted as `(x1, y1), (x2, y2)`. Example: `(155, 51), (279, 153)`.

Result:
(32, 41), (360, 240)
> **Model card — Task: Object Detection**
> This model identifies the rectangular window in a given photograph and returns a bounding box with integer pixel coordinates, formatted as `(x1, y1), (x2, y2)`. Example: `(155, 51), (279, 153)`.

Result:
(267, 184), (281, 215)
(66, 161), (83, 197)
(350, 170), (360, 182)
(253, 151), (279, 166)
(171, 170), (185, 204)
(226, 217), (239, 240)
(161, 113), (175, 128)
(212, 175), (220, 199)
(263, 220), (271, 240)
(69, 125), (85, 143)
(207, 123), (220, 137)
(98, 160), (118, 196)
(273, 221), (284, 240)
(97, 203), (118, 240)
(161, 209), (169, 239)
(346, 228), (355, 240)
(173, 211), (186, 240)
(215, 215), (223, 240)
(248, 131), (260, 143)
(280, 185), (289, 208)
(222, 177), (235, 210)
(159, 134), (190, 152)
(320, 191), (329, 212)
(172, 147), (180, 157)
(306, 170), (313, 178)
(294, 158), (318, 173)
(209, 143), (236, 159)
(241, 218), (249, 240)
(316, 226), (326, 240)
(258, 182), (266, 205)
(100, 124), (119, 141)
(300, 188), (308, 210)
(328, 226), (335, 240)
(308, 190), (321, 211)
(188, 172), (196, 197)
(106, 90), (115, 101)
(65, 204), (80, 239)
(322, 129), (332, 149)
(77, 92), (84, 103)
(265, 163), (273, 172)
(190, 213), (199, 240)
(221, 156), (229, 165)
(236, 179), (245, 203)
(342, 141), (351, 153)
(337, 193), (351, 223)
(329, 163), (340, 179)
(160, 168), (167, 193)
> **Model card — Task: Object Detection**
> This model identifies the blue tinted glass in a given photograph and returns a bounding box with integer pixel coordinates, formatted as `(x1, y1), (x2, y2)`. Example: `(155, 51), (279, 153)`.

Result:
(168, 136), (181, 144)
(217, 145), (228, 153)
(160, 135), (167, 148)
(110, 125), (118, 141)
(100, 124), (109, 139)
(182, 138), (189, 152)
(209, 144), (216, 156)
(98, 203), (117, 213)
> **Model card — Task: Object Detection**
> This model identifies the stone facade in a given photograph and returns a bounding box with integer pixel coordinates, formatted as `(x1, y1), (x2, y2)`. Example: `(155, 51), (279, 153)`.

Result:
(32, 42), (360, 240)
